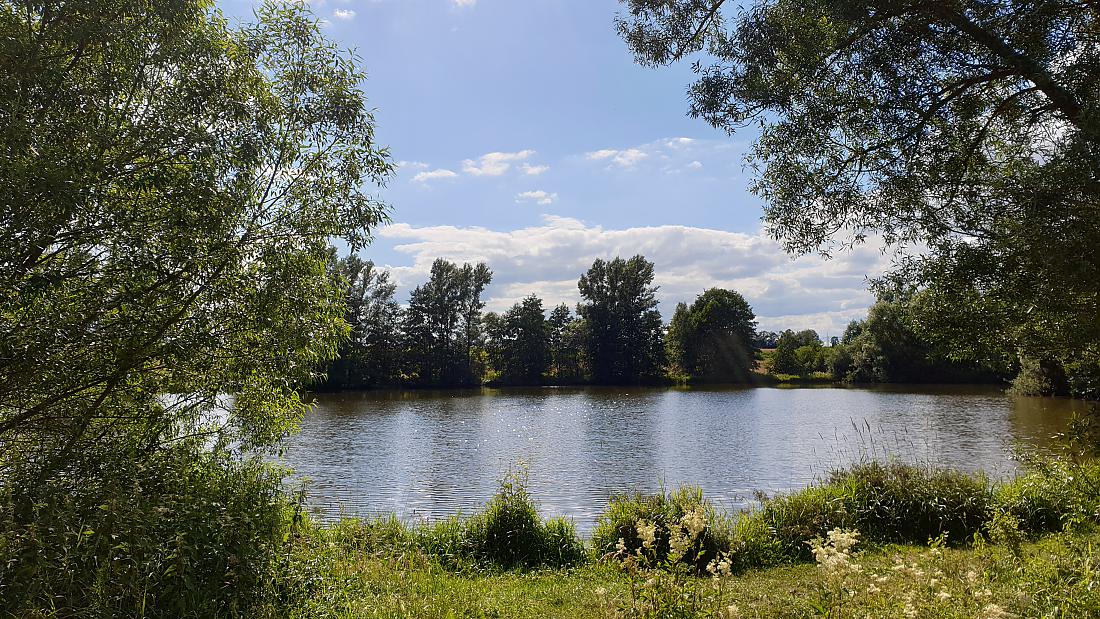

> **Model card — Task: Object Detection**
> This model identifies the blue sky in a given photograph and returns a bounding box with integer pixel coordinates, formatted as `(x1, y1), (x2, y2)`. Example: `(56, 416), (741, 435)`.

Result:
(225, 0), (888, 338)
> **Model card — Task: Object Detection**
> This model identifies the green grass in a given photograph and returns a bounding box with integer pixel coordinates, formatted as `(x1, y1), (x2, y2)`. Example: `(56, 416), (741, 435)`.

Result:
(257, 527), (1100, 618)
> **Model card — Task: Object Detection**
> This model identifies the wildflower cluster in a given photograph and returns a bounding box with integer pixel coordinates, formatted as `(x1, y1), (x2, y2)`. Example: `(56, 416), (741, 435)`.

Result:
(600, 507), (734, 618)
(808, 528), (861, 577)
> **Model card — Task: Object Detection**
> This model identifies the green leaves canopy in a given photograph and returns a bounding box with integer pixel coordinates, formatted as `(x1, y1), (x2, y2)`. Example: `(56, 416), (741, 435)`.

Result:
(577, 255), (665, 384)
(617, 0), (1099, 379)
(667, 288), (758, 382)
(0, 0), (393, 470)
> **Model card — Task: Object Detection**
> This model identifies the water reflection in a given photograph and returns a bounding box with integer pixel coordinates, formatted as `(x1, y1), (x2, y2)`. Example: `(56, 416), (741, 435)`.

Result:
(279, 385), (1085, 533)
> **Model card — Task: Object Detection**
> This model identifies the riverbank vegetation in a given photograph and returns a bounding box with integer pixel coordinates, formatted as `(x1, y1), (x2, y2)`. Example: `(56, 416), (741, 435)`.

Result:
(8, 453), (1098, 617)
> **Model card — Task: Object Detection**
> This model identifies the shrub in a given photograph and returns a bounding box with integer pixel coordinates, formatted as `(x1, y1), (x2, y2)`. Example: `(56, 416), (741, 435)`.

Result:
(413, 468), (584, 570)
(0, 446), (292, 618)
(743, 483), (857, 562)
(992, 457), (1100, 536)
(464, 469), (551, 569)
(731, 462), (991, 565)
(591, 486), (729, 571)
(833, 461), (992, 544)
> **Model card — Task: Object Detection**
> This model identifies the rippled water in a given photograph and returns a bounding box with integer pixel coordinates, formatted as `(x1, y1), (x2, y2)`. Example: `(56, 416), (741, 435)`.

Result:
(279, 385), (1087, 533)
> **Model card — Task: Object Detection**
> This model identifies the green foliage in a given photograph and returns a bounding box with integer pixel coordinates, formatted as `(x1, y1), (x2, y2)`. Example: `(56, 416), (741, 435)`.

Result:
(490, 295), (553, 384)
(665, 288), (758, 383)
(833, 294), (1007, 384)
(992, 456), (1100, 536)
(321, 254), (405, 389)
(577, 256), (665, 384)
(592, 486), (729, 571)
(769, 333), (798, 375)
(1, 0), (393, 469)
(403, 259), (493, 387)
(0, 447), (294, 618)
(618, 0), (1100, 400)
(0, 1), (391, 615)
(325, 469), (586, 571)
(463, 468), (585, 569)
(548, 304), (587, 383)
(742, 463), (991, 564)
(831, 462), (992, 545)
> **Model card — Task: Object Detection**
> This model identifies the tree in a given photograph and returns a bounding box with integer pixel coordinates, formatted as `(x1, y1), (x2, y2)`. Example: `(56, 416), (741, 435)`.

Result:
(403, 259), (492, 386)
(839, 293), (1007, 383)
(324, 255), (404, 389)
(0, 2), (392, 610)
(496, 295), (552, 384)
(0, 0), (393, 471)
(753, 330), (780, 349)
(667, 288), (758, 382)
(618, 0), (1100, 396)
(771, 331), (802, 376)
(577, 256), (665, 384)
(548, 304), (586, 383)
(665, 302), (692, 374)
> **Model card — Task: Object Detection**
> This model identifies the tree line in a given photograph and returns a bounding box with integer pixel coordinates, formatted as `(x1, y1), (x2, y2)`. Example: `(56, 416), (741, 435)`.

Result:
(321, 254), (761, 388)
(321, 253), (1013, 390)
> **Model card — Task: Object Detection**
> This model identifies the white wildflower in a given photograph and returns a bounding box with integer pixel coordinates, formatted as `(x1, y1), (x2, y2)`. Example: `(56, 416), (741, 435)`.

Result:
(681, 508), (707, 539)
(635, 520), (657, 549)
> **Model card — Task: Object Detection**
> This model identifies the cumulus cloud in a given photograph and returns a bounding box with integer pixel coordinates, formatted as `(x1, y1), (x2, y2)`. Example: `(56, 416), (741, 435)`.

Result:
(411, 168), (459, 183)
(515, 190), (558, 205)
(586, 148), (648, 168)
(686, 160), (703, 169)
(453, 0), (476, 6)
(332, 8), (355, 19)
(398, 160), (430, 170)
(462, 150), (535, 176)
(521, 163), (549, 176)
(376, 216), (894, 335)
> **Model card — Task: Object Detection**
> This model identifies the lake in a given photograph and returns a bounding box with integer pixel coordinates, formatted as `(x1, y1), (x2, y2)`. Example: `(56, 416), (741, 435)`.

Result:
(280, 385), (1089, 533)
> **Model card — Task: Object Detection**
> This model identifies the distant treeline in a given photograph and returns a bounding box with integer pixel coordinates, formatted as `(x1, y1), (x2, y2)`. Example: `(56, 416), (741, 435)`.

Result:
(318, 253), (1008, 390)
(320, 253), (752, 388)
(758, 294), (1006, 384)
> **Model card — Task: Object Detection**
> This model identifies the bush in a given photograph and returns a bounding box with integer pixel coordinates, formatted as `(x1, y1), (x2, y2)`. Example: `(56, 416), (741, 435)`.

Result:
(464, 469), (576, 569)
(591, 486), (729, 571)
(833, 461), (992, 544)
(992, 457), (1100, 536)
(0, 446), (293, 618)
(743, 483), (857, 562)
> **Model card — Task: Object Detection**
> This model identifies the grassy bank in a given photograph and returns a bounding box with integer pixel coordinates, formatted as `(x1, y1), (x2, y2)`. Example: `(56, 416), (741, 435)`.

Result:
(5, 456), (1100, 617)
(259, 527), (1100, 618)
(255, 458), (1100, 618)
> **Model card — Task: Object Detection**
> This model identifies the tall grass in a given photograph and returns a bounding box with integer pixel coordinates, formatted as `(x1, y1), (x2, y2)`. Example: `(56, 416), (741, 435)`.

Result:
(594, 458), (1100, 573)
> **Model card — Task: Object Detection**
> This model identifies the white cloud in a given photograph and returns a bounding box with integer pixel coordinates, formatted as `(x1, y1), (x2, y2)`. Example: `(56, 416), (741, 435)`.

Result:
(453, 0), (476, 6)
(687, 160), (703, 169)
(411, 168), (458, 183)
(462, 150), (535, 176)
(516, 190), (558, 205)
(332, 8), (355, 19)
(666, 137), (695, 148)
(377, 216), (895, 335)
(521, 163), (549, 176)
(398, 160), (430, 170)
(585, 147), (648, 168)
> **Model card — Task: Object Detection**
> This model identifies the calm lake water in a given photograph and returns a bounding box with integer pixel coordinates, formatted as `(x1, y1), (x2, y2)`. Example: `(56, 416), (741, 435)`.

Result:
(280, 385), (1090, 533)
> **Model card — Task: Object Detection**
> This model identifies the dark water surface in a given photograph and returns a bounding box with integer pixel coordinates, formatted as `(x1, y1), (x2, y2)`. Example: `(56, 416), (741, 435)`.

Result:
(279, 385), (1087, 533)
